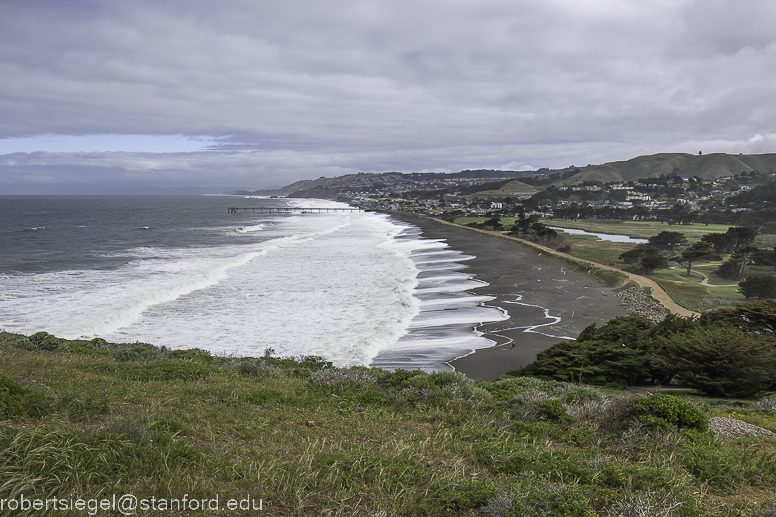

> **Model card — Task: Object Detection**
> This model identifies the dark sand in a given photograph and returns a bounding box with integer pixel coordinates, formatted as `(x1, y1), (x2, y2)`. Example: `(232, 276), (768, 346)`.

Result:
(388, 213), (629, 381)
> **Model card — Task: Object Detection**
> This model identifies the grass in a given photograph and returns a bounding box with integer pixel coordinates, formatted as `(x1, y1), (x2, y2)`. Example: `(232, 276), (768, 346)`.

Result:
(545, 220), (732, 241)
(2, 332), (776, 516)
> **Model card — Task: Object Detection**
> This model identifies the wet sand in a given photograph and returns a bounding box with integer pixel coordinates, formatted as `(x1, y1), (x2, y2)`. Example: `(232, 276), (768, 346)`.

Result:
(388, 213), (629, 381)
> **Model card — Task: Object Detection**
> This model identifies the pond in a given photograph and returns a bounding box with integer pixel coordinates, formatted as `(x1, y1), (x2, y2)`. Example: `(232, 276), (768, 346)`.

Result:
(548, 226), (648, 244)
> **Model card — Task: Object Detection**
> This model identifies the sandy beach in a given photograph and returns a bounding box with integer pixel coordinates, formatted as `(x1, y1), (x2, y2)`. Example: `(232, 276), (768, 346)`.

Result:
(388, 212), (629, 381)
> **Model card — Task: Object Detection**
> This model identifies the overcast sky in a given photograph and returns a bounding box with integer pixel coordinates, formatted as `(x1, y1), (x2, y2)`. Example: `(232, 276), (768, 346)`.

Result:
(2, 0), (776, 194)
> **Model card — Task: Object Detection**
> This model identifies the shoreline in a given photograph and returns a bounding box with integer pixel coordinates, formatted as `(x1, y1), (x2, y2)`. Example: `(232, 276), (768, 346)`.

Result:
(386, 212), (630, 381)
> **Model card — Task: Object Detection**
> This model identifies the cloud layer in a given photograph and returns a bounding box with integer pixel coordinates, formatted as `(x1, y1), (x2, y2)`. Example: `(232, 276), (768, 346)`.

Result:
(2, 0), (776, 192)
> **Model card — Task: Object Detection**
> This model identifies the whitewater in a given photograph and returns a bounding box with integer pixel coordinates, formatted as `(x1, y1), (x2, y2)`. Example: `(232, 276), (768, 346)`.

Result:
(0, 196), (506, 370)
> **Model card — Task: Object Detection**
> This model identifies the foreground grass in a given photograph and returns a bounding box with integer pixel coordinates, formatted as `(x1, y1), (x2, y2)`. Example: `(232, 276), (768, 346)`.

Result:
(2, 332), (776, 516)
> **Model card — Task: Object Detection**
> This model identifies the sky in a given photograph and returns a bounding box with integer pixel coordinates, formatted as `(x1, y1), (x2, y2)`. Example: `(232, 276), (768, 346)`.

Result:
(1, 0), (776, 194)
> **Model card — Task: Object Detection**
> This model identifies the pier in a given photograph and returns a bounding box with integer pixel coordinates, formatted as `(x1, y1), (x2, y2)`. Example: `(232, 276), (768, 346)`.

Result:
(227, 207), (363, 214)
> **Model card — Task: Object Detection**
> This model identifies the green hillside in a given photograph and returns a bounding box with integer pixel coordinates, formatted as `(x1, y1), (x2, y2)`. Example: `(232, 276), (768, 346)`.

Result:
(466, 180), (538, 199)
(566, 153), (776, 185)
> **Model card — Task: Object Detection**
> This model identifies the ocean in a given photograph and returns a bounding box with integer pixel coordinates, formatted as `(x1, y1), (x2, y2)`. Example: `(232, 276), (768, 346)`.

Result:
(0, 196), (506, 370)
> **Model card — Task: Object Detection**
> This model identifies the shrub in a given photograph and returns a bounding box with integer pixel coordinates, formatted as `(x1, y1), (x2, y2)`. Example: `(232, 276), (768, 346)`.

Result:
(628, 394), (707, 431)
(26, 331), (67, 352)
(307, 367), (377, 388)
(535, 400), (575, 423)
(750, 395), (776, 412)
(558, 385), (605, 403)
(482, 380), (531, 403)
(484, 479), (595, 517)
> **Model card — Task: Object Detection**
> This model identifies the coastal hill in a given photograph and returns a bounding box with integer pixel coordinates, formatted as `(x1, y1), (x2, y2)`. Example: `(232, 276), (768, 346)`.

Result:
(233, 152), (776, 199)
(565, 152), (776, 185)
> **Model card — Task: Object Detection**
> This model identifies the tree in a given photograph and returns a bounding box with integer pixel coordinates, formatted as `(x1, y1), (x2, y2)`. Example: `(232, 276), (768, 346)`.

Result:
(701, 300), (776, 336)
(678, 241), (714, 276)
(639, 254), (669, 276)
(480, 217), (503, 230)
(726, 226), (757, 251)
(514, 316), (656, 386)
(718, 245), (761, 279)
(738, 274), (776, 300)
(619, 246), (669, 276)
(640, 314), (701, 385)
(648, 231), (687, 251)
(700, 232), (730, 255)
(656, 327), (776, 397)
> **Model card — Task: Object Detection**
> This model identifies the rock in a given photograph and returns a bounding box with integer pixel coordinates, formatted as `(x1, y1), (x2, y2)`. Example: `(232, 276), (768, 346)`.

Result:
(708, 417), (776, 441)
(615, 287), (670, 323)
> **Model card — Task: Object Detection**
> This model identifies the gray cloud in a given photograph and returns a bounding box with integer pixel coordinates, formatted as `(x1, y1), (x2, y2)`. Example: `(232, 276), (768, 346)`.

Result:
(1, 0), (776, 192)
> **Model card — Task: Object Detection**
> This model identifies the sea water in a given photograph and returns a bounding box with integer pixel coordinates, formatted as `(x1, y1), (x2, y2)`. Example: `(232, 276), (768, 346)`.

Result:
(0, 196), (505, 369)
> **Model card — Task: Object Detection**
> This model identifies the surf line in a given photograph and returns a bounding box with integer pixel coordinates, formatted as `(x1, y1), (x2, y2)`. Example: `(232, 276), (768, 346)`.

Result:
(444, 294), (574, 370)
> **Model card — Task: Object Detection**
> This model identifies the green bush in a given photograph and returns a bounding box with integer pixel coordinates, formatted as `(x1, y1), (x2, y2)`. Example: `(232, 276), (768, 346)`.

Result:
(27, 331), (67, 352)
(535, 400), (575, 423)
(481, 379), (531, 403)
(628, 394), (708, 431)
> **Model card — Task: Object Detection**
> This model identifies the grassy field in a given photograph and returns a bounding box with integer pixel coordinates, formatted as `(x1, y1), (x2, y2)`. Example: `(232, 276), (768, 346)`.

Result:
(2, 332), (776, 516)
(545, 220), (732, 241)
(464, 181), (537, 200)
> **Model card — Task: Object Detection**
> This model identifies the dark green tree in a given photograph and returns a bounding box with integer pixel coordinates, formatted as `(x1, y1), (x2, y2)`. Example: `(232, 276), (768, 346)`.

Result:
(655, 327), (776, 397)
(718, 245), (760, 279)
(678, 241), (714, 276)
(701, 300), (776, 336)
(619, 246), (668, 276)
(647, 231), (687, 251)
(726, 226), (757, 251)
(514, 316), (655, 386)
(639, 254), (669, 276)
(700, 232), (730, 255)
(639, 314), (701, 385)
(738, 274), (776, 300)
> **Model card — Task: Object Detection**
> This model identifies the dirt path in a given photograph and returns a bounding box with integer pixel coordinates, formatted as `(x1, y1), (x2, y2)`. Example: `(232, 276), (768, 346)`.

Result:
(430, 218), (700, 318)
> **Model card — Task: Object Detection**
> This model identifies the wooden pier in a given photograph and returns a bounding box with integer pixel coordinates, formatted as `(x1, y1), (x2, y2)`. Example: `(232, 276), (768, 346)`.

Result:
(227, 207), (363, 214)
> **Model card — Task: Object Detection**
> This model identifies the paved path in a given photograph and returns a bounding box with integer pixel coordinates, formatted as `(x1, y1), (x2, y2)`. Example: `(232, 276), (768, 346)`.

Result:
(430, 218), (700, 318)
(698, 272), (738, 287)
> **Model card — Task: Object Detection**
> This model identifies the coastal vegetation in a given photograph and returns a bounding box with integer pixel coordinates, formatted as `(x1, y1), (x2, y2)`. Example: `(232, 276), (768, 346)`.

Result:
(510, 301), (776, 398)
(2, 328), (776, 516)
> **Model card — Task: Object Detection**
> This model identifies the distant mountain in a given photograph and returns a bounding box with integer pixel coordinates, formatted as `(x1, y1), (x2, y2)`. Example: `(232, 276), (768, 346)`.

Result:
(238, 153), (776, 200)
(234, 170), (535, 198)
(565, 153), (776, 185)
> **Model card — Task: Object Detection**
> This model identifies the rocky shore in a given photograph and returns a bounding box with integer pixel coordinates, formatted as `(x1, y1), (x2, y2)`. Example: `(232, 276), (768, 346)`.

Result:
(616, 286), (670, 322)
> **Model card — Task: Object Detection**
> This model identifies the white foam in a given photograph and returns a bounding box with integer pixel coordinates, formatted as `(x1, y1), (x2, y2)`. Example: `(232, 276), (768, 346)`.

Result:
(0, 200), (504, 370)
